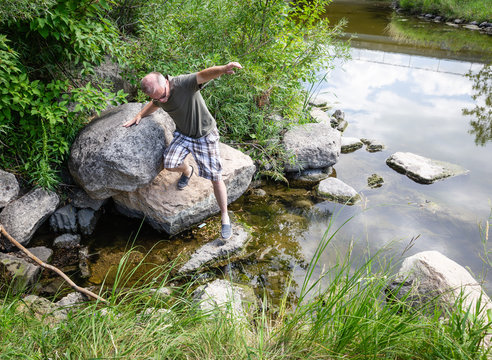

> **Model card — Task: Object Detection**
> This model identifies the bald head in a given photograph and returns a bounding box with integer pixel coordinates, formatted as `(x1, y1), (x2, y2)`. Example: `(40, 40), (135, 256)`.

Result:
(141, 72), (166, 96)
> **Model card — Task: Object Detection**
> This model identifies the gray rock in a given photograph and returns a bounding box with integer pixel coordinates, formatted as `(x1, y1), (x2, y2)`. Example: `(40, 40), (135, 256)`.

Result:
(71, 188), (106, 211)
(332, 109), (345, 121)
(112, 144), (255, 235)
(77, 208), (100, 236)
(463, 24), (480, 31)
(50, 204), (78, 233)
(28, 246), (53, 263)
(0, 188), (59, 251)
(179, 223), (251, 273)
(336, 120), (348, 132)
(149, 287), (172, 299)
(68, 103), (176, 199)
(479, 22), (492, 28)
(386, 152), (469, 184)
(310, 107), (331, 123)
(453, 18), (464, 24)
(0, 170), (19, 208)
(367, 174), (384, 188)
(192, 279), (256, 319)
(387, 251), (492, 319)
(0, 253), (41, 291)
(287, 168), (332, 188)
(55, 292), (88, 315)
(283, 118), (341, 172)
(317, 178), (360, 205)
(361, 138), (385, 152)
(249, 188), (267, 197)
(93, 57), (137, 98)
(16, 295), (67, 323)
(53, 234), (81, 249)
(341, 137), (363, 153)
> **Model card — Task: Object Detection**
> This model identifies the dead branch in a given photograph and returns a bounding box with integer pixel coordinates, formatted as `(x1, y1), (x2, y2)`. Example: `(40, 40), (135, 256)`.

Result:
(0, 224), (108, 304)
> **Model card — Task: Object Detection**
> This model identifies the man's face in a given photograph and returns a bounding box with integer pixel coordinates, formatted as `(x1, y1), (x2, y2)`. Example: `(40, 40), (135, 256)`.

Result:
(148, 78), (169, 103)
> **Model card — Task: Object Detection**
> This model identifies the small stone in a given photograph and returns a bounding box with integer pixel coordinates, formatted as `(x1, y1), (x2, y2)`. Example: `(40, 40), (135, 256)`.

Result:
(317, 178), (360, 205)
(341, 137), (363, 153)
(463, 24), (480, 31)
(78, 246), (91, 279)
(53, 234), (81, 249)
(71, 188), (106, 211)
(308, 96), (329, 108)
(336, 119), (348, 132)
(332, 109), (345, 121)
(434, 16), (443, 22)
(361, 138), (385, 152)
(28, 246), (53, 263)
(453, 18), (464, 24)
(250, 188), (267, 197)
(367, 174), (384, 188)
(149, 287), (172, 299)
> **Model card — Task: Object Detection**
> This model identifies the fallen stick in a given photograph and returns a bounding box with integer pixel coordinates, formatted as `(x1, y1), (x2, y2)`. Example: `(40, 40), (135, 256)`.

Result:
(0, 224), (108, 304)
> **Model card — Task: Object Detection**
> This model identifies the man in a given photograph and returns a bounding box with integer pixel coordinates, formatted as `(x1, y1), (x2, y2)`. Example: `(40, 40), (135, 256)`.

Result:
(123, 62), (242, 239)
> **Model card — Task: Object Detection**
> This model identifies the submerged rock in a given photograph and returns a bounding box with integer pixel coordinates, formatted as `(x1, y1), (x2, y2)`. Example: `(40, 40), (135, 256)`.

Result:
(0, 188), (59, 251)
(287, 168), (332, 188)
(283, 117), (341, 172)
(0, 170), (19, 208)
(386, 152), (469, 184)
(317, 178), (360, 205)
(77, 208), (100, 236)
(53, 234), (81, 249)
(179, 223), (251, 274)
(112, 144), (255, 235)
(367, 174), (384, 188)
(341, 137), (363, 153)
(69, 103), (175, 199)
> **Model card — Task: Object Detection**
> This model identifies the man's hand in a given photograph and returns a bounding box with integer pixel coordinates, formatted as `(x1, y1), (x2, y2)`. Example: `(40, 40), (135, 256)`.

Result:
(224, 62), (242, 74)
(123, 114), (142, 127)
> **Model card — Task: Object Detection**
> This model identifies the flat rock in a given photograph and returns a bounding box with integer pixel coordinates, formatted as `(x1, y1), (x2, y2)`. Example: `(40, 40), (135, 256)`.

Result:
(387, 251), (492, 321)
(341, 137), (363, 153)
(179, 223), (251, 273)
(0, 170), (19, 208)
(386, 152), (468, 184)
(50, 204), (78, 233)
(317, 178), (360, 205)
(112, 144), (255, 235)
(68, 103), (175, 199)
(283, 116), (341, 172)
(0, 188), (59, 251)
(28, 246), (53, 263)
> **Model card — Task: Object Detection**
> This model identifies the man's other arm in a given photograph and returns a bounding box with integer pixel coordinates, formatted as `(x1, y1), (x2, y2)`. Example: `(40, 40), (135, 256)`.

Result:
(196, 62), (242, 85)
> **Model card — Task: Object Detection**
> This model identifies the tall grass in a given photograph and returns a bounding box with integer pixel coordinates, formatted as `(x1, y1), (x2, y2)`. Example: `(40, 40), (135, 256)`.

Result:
(1, 222), (491, 359)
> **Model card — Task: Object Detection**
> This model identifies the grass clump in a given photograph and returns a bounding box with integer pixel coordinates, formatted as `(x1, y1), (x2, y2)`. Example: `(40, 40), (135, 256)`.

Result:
(1, 224), (491, 359)
(397, 0), (492, 23)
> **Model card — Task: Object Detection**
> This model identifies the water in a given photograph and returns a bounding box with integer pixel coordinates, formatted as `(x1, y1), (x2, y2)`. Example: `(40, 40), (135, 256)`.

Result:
(41, 0), (491, 301)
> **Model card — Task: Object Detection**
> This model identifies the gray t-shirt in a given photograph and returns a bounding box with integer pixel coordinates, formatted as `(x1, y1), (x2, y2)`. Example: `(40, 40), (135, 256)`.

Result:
(153, 73), (216, 138)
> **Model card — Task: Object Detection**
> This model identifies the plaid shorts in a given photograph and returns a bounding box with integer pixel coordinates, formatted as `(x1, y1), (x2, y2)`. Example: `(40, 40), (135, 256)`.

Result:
(163, 128), (223, 181)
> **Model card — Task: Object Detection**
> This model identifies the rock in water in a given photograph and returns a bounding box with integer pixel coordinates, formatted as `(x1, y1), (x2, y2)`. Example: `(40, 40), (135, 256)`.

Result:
(50, 204), (78, 233)
(0, 188), (59, 251)
(68, 103), (175, 199)
(0, 170), (20, 208)
(386, 152), (468, 184)
(283, 120), (341, 172)
(112, 143), (255, 235)
(341, 137), (363, 153)
(179, 223), (250, 273)
(317, 178), (360, 205)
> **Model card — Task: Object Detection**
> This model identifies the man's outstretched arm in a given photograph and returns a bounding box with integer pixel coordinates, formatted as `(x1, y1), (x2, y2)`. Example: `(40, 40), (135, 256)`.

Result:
(196, 62), (242, 85)
(122, 101), (159, 127)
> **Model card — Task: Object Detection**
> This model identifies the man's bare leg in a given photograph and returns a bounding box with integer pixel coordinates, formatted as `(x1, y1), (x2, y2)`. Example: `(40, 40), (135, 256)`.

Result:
(212, 179), (229, 225)
(166, 162), (192, 177)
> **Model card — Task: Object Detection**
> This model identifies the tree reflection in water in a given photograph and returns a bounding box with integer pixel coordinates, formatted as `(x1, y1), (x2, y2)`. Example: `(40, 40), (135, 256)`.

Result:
(463, 64), (492, 146)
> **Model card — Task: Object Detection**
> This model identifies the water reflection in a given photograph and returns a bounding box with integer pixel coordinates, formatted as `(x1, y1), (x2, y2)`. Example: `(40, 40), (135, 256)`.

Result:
(463, 64), (492, 146)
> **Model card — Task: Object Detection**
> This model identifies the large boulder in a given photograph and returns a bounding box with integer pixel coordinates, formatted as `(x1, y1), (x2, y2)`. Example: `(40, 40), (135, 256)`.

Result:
(283, 120), (341, 172)
(112, 144), (255, 235)
(0, 188), (59, 251)
(386, 152), (468, 184)
(387, 251), (492, 328)
(68, 103), (175, 199)
(0, 170), (20, 208)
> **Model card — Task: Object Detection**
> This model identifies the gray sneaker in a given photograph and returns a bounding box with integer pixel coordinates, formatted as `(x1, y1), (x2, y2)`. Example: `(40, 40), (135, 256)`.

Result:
(221, 223), (232, 240)
(177, 166), (194, 190)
